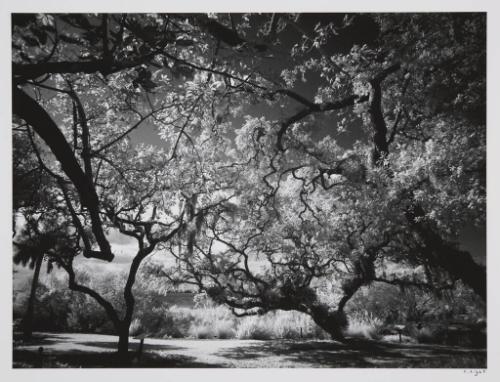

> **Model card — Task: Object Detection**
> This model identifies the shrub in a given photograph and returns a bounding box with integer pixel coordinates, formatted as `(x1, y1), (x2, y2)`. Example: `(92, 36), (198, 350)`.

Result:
(215, 322), (236, 339)
(346, 281), (486, 326)
(160, 306), (195, 338)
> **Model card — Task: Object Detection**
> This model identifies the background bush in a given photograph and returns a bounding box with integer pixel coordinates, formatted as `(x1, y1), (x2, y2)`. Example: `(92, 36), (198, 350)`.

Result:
(13, 267), (486, 344)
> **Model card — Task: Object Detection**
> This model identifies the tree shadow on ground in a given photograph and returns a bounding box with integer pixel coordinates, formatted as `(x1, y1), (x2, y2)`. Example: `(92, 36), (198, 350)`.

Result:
(13, 333), (486, 368)
(215, 339), (486, 368)
(77, 340), (187, 352)
(13, 333), (60, 348)
(13, 349), (222, 368)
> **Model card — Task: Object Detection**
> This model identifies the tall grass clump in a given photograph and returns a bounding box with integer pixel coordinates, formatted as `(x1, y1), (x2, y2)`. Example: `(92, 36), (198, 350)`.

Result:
(129, 318), (142, 337)
(186, 305), (236, 339)
(235, 316), (273, 340)
(236, 311), (329, 340)
(345, 311), (384, 340)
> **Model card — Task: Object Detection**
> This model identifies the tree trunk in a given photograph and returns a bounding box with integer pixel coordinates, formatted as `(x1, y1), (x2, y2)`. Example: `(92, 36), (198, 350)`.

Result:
(308, 304), (347, 342)
(117, 324), (130, 361)
(22, 253), (43, 338)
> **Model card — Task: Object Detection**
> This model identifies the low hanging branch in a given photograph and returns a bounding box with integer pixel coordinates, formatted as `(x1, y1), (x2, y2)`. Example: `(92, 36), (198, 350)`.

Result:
(13, 86), (114, 262)
(60, 260), (121, 328)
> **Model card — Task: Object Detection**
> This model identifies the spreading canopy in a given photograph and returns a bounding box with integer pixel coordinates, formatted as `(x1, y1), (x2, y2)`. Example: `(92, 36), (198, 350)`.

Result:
(12, 13), (486, 340)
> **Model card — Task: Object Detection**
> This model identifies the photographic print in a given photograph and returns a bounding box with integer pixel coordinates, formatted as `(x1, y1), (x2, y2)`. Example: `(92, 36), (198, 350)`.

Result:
(9, 8), (489, 371)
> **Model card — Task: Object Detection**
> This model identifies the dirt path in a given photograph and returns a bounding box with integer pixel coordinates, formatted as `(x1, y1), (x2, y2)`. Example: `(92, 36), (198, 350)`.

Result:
(13, 332), (486, 368)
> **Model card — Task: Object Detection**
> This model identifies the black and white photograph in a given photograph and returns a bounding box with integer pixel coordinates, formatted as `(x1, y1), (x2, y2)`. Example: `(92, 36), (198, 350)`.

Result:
(2, 0), (499, 376)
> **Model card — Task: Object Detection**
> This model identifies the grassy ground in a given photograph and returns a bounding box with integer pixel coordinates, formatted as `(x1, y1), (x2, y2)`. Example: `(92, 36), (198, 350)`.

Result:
(13, 332), (486, 368)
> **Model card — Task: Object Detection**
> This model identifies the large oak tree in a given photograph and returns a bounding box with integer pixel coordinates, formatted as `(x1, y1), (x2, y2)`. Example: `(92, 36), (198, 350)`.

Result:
(13, 13), (486, 344)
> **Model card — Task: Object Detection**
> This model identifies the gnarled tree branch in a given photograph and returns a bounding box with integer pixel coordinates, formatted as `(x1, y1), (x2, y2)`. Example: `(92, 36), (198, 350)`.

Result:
(13, 86), (113, 261)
